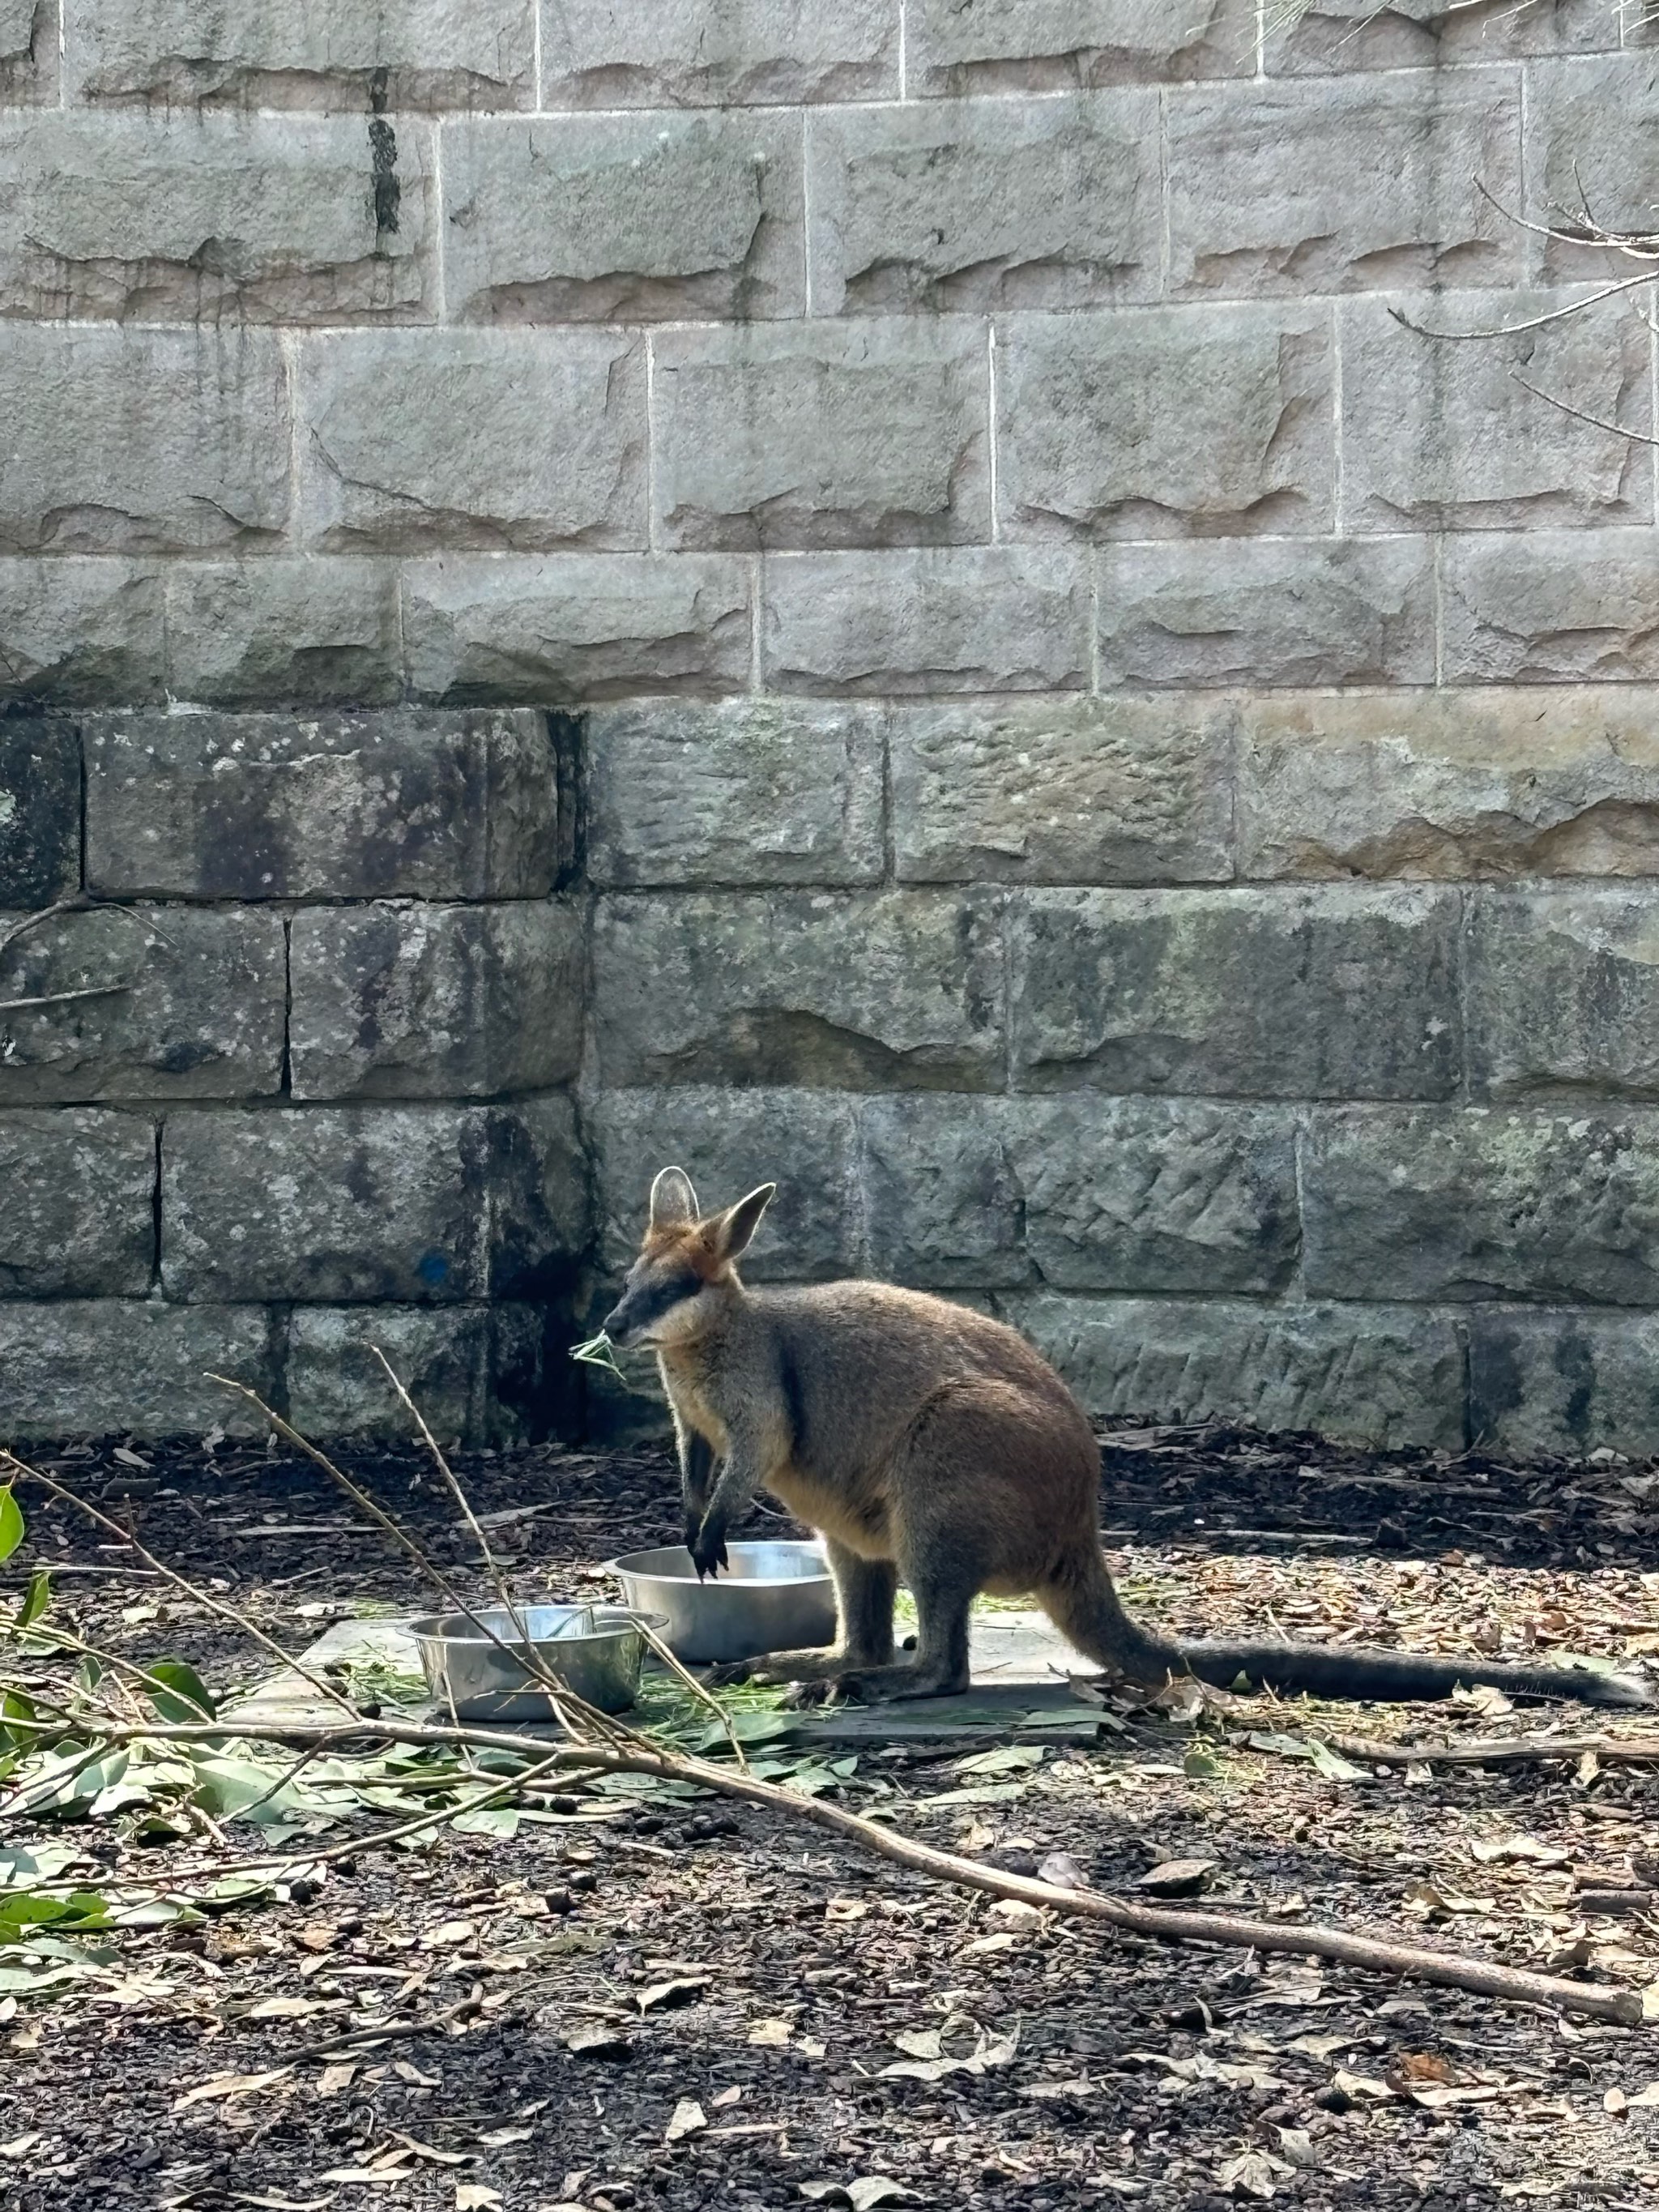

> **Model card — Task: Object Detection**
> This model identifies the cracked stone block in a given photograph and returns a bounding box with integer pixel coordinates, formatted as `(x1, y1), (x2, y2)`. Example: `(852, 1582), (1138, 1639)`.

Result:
(586, 700), (885, 889)
(443, 112), (804, 323)
(1264, 0), (1631, 70)
(592, 890), (1004, 1091)
(1508, 58), (1659, 284)
(0, 113), (433, 322)
(85, 708), (560, 900)
(998, 305), (1332, 538)
(1442, 532), (1659, 683)
(403, 554), (753, 704)
(1340, 291), (1652, 532)
(891, 697), (1233, 885)
(287, 1305), (552, 1445)
(654, 319), (989, 551)
(1167, 75), (1522, 296)
(588, 1087), (860, 1279)
(1237, 690), (1659, 880)
(165, 560), (400, 707)
(0, 560), (166, 705)
(762, 548), (1090, 695)
(161, 1095), (586, 1304)
(0, 715), (81, 907)
(910, 0), (1256, 92)
(298, 331), (647, 555)
(0, 906), (286, 1104)
(539, 0), (899, 105)
(0, 0), (53, 103)
(1005, 1292), (1465, 1450)
(0, 326), (290, 556)
(1467, 887), (1659, 1100)
(0, 1301), (275, 1442)
(1305, 1105), (1659, 1306)
(1009, 886), (1461, 1099)
(288, 901), (584, 1100)
(862, 1095), (1299, 1294)
(1470, 1309), (1659, 1460)
(808, 91), (1159, 314)
(0, 1109), (155, 1296)
(66, 0), (535, 109)
(1098, 539), (1435, 688)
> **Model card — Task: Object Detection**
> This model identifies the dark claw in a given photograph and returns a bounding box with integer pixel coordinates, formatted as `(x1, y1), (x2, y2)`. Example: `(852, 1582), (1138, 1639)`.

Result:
(689, 1522), (729, 1582)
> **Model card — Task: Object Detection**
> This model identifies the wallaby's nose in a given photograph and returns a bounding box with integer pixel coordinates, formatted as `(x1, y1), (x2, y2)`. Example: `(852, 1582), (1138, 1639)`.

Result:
(602, 1303), (629, 1343)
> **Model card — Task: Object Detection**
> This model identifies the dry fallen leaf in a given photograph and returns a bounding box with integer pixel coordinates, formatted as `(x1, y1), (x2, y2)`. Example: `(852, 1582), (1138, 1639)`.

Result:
(1136, 1860), (1216, 1898)
(1388, 2052), (1455, 2088)
(637, 1976), (707, 2014)
(317, 2063), (358, 2099)
(664, 2099), (706, 2145)
(455, 2190), (502, 2210)
(422, 1919), (477, 1950)
(747, 2018), (793, 2047)
(1217, 2148), (1291, 2199)
(799, 2180), (921, 2209)
(173, 2069), (293, 2113)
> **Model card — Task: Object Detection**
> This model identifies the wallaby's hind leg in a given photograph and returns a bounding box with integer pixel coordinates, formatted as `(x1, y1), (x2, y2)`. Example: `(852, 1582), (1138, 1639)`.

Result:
(709, 1541), (897, 1688)
(800, 1529), (978, 1705)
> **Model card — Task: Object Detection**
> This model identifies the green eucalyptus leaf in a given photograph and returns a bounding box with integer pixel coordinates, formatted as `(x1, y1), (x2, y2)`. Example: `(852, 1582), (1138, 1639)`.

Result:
(143, 1659), (217, 1726)
(0, 1488), (23, 1564)
(13, 1569), (49, 1632)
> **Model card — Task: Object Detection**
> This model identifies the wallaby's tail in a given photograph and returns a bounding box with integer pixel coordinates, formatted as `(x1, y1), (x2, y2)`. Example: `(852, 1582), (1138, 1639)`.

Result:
(1038, 1552), (1654, 1711)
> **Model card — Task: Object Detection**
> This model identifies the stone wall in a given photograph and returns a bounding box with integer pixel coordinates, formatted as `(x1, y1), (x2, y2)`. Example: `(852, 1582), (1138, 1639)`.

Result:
(4, 1), (1659, 1455)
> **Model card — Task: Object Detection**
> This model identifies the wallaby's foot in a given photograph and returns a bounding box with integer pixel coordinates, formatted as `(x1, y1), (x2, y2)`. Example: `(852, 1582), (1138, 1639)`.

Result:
(787, 1659), (970, 1706)
(706, 1647), (848, 1689)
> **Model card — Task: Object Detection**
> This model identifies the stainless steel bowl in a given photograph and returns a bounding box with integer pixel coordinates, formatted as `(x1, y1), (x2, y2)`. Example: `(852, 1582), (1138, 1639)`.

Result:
(605, 1541), (837, 1665)
(407, 1603), (665, 1719)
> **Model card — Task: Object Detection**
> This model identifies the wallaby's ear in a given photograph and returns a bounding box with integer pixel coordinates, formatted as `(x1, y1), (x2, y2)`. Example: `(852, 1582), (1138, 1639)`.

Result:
(648, 1165), (699, 1231)
(712, 1182), (776, 1261)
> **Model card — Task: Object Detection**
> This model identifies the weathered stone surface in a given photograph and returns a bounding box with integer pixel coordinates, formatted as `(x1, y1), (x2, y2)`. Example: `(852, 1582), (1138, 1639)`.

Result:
(1265, 0), (1627, 73)
(0, 1110), (154, 1296)
(1098, 539), (1435, 688)
(162, 1097), (586, 1303)
(288, 901), (584, 1099)
(1340, 291), (1652, 532)
(592, 890), (1004, 1091)
(1167, 74), (1522, 295)
(808, 92), (1158, 314)
(0, 1301), (275, 1442)
(1470, 1309), (1659, 1461)
(911, 0), (1256, 92)
(539, 0), (899, 105)
(762, 548), (1090, 694)
(891, 698), (1234, 884)
(1467, 888), (1659, 1100)
(0, 113), (433, 322)
(1443, 532), (1659, 683)
(0, 0), (53, 103)
(1236, 690), (1659, 880)
(998, 306), (1332, 537)
(1303, 1106), (1659, 1306)
(403, 555), (752, 703)
(586, 701), (885, 889)
(1006, 1292), (1465, 1450)
(0, 560), (165, 704)
(85, 709), (559, 900)
(165, 561), (400, 707)
(287, 1305), (550, 1445)
(588, 1087), (860, 1279)
(0, 327), (290, 556)
(1527, 58), (1659, 281)
(0, 906), (285, 1104)
(0, 716), (80, 907)
(862, 1095), (1300, 1292)
(67, 0), (535, 109)
(443, 113), (804, 323)
(654, 320), (989, 551)
(299, 331), (647, 554)
(1009, 886), (1461, 1099)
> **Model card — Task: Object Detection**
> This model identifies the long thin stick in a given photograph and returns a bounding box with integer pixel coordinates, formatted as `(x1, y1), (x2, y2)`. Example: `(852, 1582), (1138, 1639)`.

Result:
(1334, 1732), (1659, 1768)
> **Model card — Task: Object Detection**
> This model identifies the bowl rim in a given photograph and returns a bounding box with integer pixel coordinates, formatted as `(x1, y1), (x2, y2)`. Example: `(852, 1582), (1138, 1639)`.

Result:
(604, 1540), (834, 1590)
(407, 1605), (667, 1650)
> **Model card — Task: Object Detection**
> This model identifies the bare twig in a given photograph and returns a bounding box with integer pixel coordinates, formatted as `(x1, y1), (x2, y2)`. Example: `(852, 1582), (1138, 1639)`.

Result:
(1334, 1732), (1659, 1768)
(0, 985), (130, 1014)
(1388, 266), (1659, 342)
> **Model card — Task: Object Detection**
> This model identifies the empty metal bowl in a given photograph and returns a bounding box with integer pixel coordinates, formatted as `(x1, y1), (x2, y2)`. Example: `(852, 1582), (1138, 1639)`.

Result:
(407, 1603), (665, 1719)
(605, 1541), (837, 1665)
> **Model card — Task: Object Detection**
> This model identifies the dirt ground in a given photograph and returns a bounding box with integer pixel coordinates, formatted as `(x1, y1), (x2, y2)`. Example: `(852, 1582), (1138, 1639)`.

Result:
(5, 1424), (1659, 2212)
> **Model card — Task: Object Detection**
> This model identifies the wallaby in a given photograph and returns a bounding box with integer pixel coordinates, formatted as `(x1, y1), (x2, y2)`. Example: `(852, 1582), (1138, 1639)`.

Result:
(601, 1168), (1653, 1711)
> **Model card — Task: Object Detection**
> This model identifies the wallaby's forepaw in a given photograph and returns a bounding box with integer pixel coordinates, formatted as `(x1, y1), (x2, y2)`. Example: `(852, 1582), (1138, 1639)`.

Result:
(689, 1518), (729, 1581)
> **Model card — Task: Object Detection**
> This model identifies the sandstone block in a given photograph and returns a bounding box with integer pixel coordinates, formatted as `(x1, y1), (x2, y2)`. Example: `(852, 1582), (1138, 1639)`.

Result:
(402, 555), (753, 703)
(85, 708), (560, 900)
(808, 92), (1158, 314)
(1098, 539), (1435, 688)
(298, 331), (647, 554)
(0, 1109), (155, 1296)
(539, 0), (899, 105)
(1009, 886), (1461, 1098)
(288, 901), (584, 1100)
(1340, 291), (1652, 532)
(0, 1300), (275, 1442)
(0, 906), (285, 1104)
(165, 560), (400, 707)
(287, 1305), (551, 1445)
(910, 0), (1256, 92)
(1005, 1291), (1465, 1450)
(1265, 0), (1626, 73)
(891, 697), (1233, 884)
(999, 305), (1332, 537)
(0, 0), (53, 103)
(1443, 532), (1659, 683)
(1467, 887), (1659, 1100)
(592, 890), (1004, 1091)
(762, 548), (1090, 694)
(654, 319), (989, 551)
(0, 560), (165, 705)
(586, 700), (885, 888)
(1470, 1309), (1659, 1461)
(1236, 689), (1659, 880)
(0, 327), (290, 556)
(443, 113), (804, 323)
(1527, 58), (1659, 280)
(0, 715), (81, 907)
